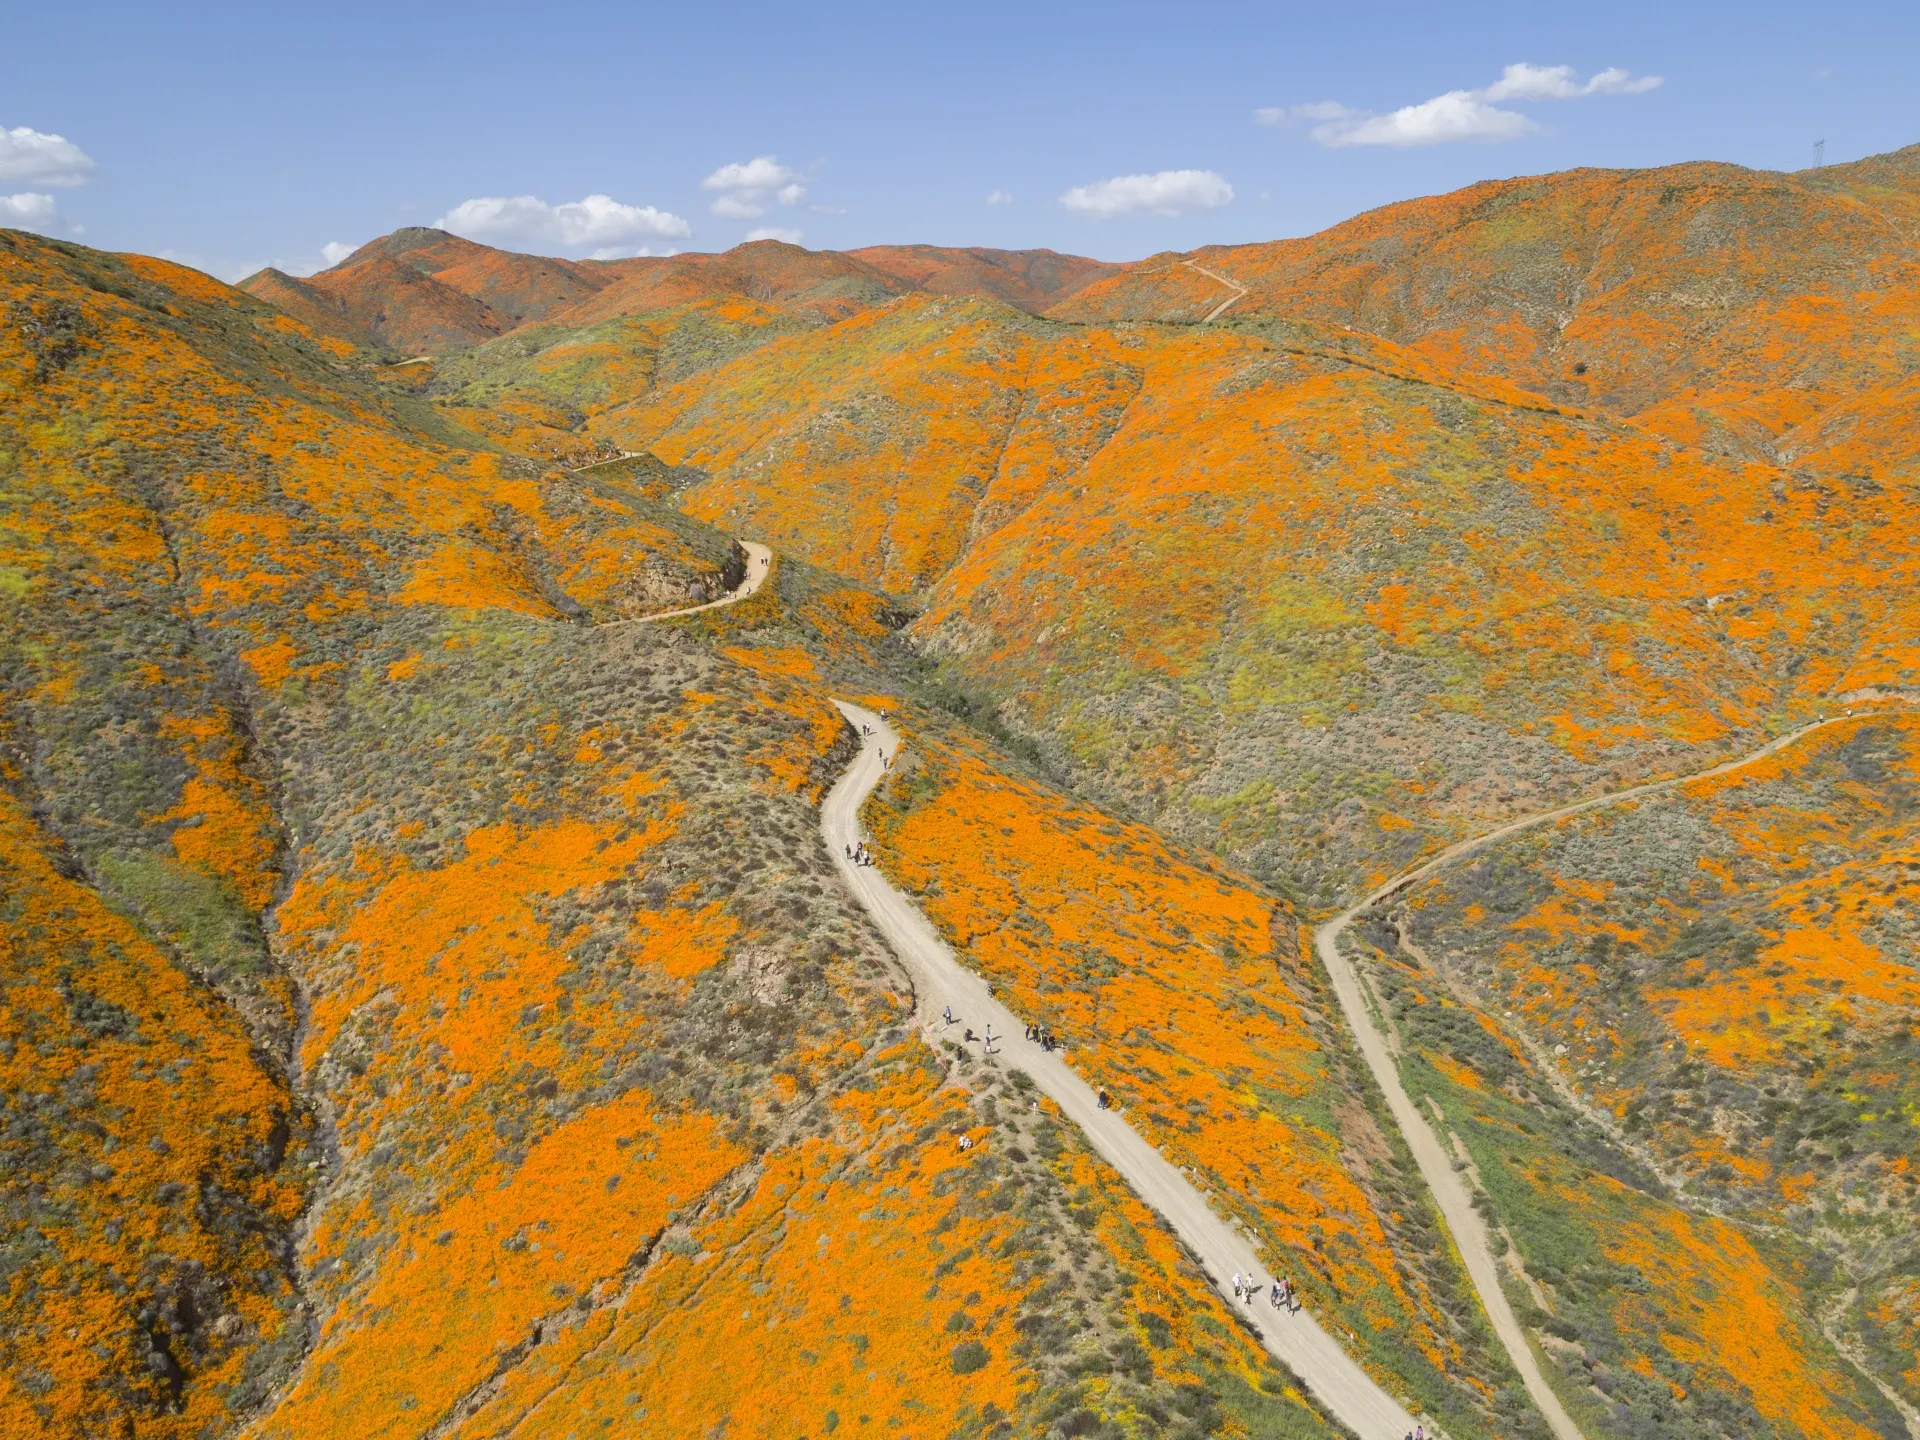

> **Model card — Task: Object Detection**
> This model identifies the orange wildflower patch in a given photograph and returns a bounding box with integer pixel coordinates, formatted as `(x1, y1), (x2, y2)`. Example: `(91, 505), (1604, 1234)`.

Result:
(0, 785), (303, 1437)
(255, 1093), (743, 1440)
(864, 718), (1491, 1407)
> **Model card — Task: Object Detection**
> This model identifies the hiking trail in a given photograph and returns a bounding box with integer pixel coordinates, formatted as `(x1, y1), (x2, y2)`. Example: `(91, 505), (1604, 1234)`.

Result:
(599, 540), (771, 627)
(1314, 707), (1912, 1440)
(1183, 258), (1248, 323)
(824, 701), (1425, 1440)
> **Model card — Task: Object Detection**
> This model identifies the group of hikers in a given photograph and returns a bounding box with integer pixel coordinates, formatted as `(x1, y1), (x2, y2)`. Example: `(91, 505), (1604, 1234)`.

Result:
(859, 721), (894, 771)
(1232, 1271), (1301, 1315)
(944, 1008), (1002, 1053)
(845, 842), (876, 867)
(940, 1006), (1073, 1061)
(1023, 1022), (1063, 1052)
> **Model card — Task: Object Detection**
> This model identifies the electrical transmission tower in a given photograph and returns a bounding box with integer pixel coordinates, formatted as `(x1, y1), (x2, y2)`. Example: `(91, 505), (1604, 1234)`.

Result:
(1814, 139), (1826, 167)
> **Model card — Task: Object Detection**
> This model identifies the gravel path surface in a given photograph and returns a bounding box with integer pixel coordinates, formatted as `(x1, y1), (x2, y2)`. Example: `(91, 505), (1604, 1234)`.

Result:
(1313, 709), (1910, 1440)
(825, 700), (1425, 1440)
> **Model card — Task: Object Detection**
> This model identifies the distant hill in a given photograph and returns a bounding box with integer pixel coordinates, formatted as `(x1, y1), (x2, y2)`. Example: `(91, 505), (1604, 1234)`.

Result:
(237, 230), (1114, 355)
(1053, 143), (1920, 467)
(849, 243), (1118, 311)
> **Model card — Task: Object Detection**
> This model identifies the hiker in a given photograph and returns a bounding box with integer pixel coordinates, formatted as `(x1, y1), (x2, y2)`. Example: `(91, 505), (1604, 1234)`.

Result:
(943, 1005), (954, 1028)
(957, 1134), (973, 1151)
(1269, 1281), (1280, 1307)
(964, 1028), (977, 1043)
(845, 844), (853, 859)
(1232, 1273), (1242, 1299)
(1096, 1089), (1110, 1110)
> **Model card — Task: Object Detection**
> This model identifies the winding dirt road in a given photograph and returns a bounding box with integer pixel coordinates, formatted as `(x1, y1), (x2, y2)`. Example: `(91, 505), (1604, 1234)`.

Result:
(599, 540), (772, 628)
(824, 701), (1424, 1440)
(1314, 710), (1904, 1440)
(1183, 258), (1249, 323)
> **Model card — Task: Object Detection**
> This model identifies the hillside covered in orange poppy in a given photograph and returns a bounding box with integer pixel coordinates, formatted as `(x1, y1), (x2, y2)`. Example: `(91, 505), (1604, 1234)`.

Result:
(7, 136), (1919, 1440)
(1, 230), (1336, 1439)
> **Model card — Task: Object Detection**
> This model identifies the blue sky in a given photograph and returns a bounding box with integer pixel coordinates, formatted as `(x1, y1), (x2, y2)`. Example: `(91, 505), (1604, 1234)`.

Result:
(3, 0), (1914, 281)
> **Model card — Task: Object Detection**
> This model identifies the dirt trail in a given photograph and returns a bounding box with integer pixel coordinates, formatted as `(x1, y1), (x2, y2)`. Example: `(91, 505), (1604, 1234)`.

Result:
(1183, 258), (1248, 323)
(598, 540), (771, 628)
(824, 701), (1425, 1440)
(1314, 708), (1909, 1440)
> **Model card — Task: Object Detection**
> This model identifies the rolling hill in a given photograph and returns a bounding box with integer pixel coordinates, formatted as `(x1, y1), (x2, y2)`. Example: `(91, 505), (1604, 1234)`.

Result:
(7, 138), (1919, 1440)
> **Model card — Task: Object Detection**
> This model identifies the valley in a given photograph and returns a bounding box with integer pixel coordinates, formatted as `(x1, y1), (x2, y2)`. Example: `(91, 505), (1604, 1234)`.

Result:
(3, 140), (1917, 1440)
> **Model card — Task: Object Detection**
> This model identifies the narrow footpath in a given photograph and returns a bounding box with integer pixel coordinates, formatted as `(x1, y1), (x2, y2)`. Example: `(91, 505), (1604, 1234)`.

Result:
(825, 701), (1423, 1440)
(599, 540), (771, 628)
(1313, 710), (1907, 1440)
(1182, 258), (1249, 323)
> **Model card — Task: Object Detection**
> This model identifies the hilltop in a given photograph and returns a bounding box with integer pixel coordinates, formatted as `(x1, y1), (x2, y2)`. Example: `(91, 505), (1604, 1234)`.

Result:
(237, 230), (1116, 356)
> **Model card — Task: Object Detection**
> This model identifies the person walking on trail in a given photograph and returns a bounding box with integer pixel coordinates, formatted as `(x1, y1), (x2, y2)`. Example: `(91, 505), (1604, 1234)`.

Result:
(943, 1005), (953, 1028)
(1096, 1089), (1110, 1110)
(1231, 1273), (1243, 1300)
(1269, 1280), (1281, 1307)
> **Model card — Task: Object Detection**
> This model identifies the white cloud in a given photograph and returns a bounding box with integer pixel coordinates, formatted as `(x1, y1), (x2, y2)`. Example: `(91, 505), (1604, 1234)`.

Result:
(986, 189), (1013, 205)
(1059, 169), (1233, 220)
(434, 193), (692, 251)
(701, 156), (796, 192)
(1255, 101), (1355, 125)
(320, 241), (355, 268)
(702, 155), (820, 222)
(587, 244), (674, 261)
(1483, 62), (1661, 100)
(0, 127), (96, 188)
(745, 225), (803, 244)
(1317, 91), (1540, 147)
(1265, 63), (1662, 148)
(1, 192), (61, 234)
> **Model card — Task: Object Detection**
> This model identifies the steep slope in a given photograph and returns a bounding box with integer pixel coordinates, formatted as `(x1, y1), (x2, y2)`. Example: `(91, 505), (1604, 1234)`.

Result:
(233, 267), (381, 349)
(1054, 146), (1920, 473)
(1355, 704), (1920, 1429)
(1, 230), (1361, 1440)
(596, 289), (1920, 906)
